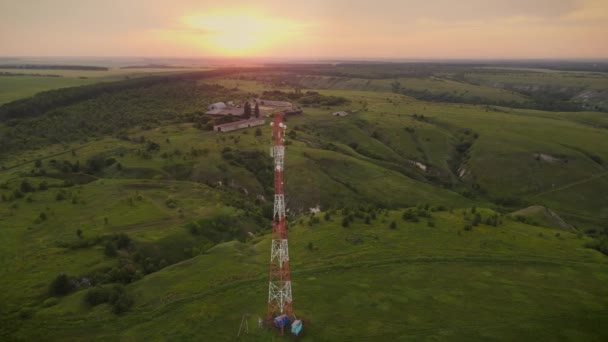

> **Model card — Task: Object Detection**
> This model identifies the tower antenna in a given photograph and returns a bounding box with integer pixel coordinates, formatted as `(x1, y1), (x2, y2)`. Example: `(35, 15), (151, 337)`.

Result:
(266, 112), (294, 323)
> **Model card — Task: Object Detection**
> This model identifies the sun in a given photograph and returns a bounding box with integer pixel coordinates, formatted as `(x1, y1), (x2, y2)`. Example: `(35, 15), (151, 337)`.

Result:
(183, 12), (301, 56)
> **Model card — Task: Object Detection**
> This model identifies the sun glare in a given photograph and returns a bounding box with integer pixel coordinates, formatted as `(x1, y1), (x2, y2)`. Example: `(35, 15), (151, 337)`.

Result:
(183, 12), (302, 56)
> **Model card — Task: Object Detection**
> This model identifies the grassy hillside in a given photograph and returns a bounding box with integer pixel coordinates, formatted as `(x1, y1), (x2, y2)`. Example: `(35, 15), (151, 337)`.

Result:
(1, 66), (607, 340)
(4, 208), (608, 340)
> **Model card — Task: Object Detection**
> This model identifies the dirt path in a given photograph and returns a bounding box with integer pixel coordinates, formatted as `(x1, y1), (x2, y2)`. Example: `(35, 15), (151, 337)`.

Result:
(530, 171), (608, 198)
(0, 142), (91, 173)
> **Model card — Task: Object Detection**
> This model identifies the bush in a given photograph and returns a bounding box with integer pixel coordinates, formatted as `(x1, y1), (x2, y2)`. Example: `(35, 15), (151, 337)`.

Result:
(114, 233), (131, 249)
(464, 224), (473, 231)
(342, 217), (350, 227)
(585, 237), (608, 256)
(56, 191), (66, 201)
(85, 287), (111, 306)
(104, 242), (117, 257)
(472, 213), (482, 226)
(402, 210), (417, 221)
(49, 274), (72, 297)
(165, 195), (178, 208)
(84, 285), (134, 314)
(20, 180), (35, 193)
(389, 221), (397, 229)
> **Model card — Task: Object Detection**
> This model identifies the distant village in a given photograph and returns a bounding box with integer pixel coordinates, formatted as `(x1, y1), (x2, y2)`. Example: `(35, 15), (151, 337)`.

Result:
(206, 99), (303, 132)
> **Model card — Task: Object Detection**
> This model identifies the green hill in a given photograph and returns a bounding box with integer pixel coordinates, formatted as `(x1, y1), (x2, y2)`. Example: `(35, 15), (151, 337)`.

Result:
(5, 209), (608, 341)
(511, 205), (575, 231)
(1, 65), (608, 340)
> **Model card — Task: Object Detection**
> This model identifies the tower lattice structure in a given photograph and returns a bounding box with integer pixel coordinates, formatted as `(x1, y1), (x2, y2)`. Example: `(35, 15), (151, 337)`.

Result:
(266, 112), (294, 321)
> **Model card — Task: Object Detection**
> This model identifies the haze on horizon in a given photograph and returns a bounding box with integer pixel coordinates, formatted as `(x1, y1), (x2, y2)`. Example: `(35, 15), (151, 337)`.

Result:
(1, 0), (607, 60)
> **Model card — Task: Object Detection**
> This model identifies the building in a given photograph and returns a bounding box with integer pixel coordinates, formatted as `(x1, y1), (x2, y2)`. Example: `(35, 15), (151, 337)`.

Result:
(284, 108), (303, 115)
(332, 111), (349, 116)
(208, 102), (227, 111)
(206, 107), (245, 116)
(255, 99), (292, 107)
(213, 118), (266, 133)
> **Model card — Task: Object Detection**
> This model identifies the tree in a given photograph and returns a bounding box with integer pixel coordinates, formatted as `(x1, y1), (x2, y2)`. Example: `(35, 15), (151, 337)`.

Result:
(472, 213), (482, 226)
(20, 180), (35, 193)
(254, 102), (260, 118)
(244, 101), (251, 118)
(49, 274), (72, 296)
(104, 242), (117, 257)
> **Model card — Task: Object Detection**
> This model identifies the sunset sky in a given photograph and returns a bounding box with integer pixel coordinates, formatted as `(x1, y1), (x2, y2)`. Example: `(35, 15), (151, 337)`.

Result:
(1, 0), (607, 59)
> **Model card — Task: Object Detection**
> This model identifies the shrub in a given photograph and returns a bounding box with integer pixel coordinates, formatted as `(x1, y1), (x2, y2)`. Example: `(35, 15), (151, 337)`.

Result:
(85, 285), (134, 314)
(165, 196), (178, 208)
(114, 233), (131, 249)
(38, 181), (49, 191)
(472, 213), (482, 226)
(402, 210), (417, 221)
(85, 287), (111, 306)
(104, 242), (117, 257)
(49, 274), (72, 297)
(585, 237), (608, 256)
(20, 180), (35, 193)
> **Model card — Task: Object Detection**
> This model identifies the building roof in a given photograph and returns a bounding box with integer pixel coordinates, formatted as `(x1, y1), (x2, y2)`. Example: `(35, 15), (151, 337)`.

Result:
(256, 99), (292, 107)
(205, 107), (245, 116)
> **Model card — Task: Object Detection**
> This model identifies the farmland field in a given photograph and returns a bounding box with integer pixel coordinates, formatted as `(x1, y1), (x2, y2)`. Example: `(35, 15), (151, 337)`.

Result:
(0, 67), (212, 104)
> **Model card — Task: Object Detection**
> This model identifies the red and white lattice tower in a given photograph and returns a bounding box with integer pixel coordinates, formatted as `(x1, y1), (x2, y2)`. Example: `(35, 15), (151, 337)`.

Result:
(266, 112), (294, 321)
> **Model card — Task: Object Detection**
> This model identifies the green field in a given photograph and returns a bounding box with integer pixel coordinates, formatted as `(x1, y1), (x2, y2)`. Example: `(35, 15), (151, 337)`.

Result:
(0, 76), (101, 104)
(0, 68), (212, 104)
(1, 65), (608, 340)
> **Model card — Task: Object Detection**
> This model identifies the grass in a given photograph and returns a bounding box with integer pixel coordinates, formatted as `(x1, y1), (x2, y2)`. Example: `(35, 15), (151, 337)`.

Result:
(0, 68), (213, 105)
(0, 76), (100, 104)
(1, 66), (608, 340)
(5, 209), (608, 340)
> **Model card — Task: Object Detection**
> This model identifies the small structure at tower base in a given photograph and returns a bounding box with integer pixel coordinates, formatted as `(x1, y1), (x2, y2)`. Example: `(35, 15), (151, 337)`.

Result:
(291, 319), (303, 336)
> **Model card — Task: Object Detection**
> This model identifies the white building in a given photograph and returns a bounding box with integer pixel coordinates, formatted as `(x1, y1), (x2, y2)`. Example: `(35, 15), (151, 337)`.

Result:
(208, 102), (227, 111)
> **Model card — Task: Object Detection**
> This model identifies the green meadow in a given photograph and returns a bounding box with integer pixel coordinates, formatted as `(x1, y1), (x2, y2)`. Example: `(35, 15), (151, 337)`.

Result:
(0, 67), (212, 104)
(1, 65), (607, 340)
